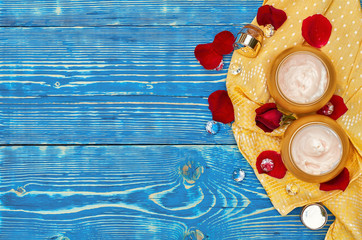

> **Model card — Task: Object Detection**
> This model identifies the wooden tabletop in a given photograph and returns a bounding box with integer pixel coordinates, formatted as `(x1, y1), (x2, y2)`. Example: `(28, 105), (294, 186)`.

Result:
(0, 1), (336, 239)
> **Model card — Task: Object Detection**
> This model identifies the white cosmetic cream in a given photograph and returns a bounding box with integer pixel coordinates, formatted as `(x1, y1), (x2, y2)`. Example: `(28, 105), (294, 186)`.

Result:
(291, 124), (342, 175)
(301, 204), (327, 230)
(277, 53), (328, 104)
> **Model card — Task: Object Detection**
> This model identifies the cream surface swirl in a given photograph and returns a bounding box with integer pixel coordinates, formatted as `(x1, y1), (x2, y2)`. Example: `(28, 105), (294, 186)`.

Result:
(277, 53), (328, 104)
(291, 124), (342, 175)
(302, 204), (327, 229)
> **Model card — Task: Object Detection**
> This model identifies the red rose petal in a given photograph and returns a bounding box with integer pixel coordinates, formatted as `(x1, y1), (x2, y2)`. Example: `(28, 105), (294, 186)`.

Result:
(212, 31), (235, 56)
(317, 95), (348, 120)
(257, 5), (272, 27)
(257, 5), (287, 30)
(320, 168), (350, 191)
(328, 95), (348, 120)
(256, 150), (287, 179)
(194, 43), (223, 70)
(269, 5), (287, 30)
(255, 103), (277, 115)
(208, 90), (234, 124)
(302, 14), (332, 48)
(301, 16), (313, 45)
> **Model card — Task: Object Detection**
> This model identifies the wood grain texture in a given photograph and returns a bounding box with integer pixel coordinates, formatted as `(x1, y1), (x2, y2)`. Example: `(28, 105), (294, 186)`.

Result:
(0, 0), (261, 27)
(0, 26), (235, 98)
(0, 26), (238, 144)
(0, 0), (346, 239)
(0, 96), (235, 145)
(0, 145), (334, 240)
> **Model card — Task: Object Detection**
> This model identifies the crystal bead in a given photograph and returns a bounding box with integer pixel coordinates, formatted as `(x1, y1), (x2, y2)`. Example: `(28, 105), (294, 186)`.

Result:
(233, 168), (245, 182)
(261, 158), (274, 172)
(286, 183), (299, 195)
(205, 120), (219, 135)
(323, 102), (334, 115)
(264, 24), (275, 38)
(229, 63), (242, 75)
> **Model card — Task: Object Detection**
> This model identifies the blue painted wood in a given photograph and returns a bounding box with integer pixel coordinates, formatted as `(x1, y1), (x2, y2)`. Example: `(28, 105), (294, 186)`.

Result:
(0, 96), (235, 145)
(0, 26), (239, 144)
(0, 0), (345, 239)
(0, 0), (262, 27)
(0, 145), (334, 240)
(0, 26), (235, 98)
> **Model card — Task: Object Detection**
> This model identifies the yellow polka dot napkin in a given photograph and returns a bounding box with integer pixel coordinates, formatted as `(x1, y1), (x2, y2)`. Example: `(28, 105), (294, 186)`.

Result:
(226, 0), (361, 239)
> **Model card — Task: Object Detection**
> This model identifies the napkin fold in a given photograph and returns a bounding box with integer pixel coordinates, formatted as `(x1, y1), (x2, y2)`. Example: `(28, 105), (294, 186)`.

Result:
(226, 0), (361, 239)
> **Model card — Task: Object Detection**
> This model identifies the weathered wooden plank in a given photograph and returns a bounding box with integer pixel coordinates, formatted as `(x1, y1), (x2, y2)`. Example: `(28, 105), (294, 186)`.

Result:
(0, 0), (262, 27)
(0, 26), (240, 145)
(0, 145), (333, 239)
(0, 0), (346, 239)
(0, 95), (236, 145)
(0, 26), (236, 99)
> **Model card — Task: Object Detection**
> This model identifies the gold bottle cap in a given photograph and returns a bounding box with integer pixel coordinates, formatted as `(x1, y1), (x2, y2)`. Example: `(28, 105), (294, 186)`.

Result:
(235, 33), (260, 50)
(233, 24), (264, 58)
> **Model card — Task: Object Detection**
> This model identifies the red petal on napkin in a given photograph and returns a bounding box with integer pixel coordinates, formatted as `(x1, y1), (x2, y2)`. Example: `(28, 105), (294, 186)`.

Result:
(317, 95), (348, 120)
(320, 168), (350, 191)
(212, 31), (235, 56)
(302, 14), (332, 48)
(194, 43), (223, 70)
(208, 90), (235, 124)
(256, 150), (287, 179)
(257, 5), (287, 30)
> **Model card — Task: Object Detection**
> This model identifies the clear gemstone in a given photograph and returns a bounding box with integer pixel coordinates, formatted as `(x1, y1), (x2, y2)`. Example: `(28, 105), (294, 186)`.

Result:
(205, 120), (219, 135)
(233, 168), (245, 182)
(323, 102), (334, 115)
(261, 158), (274, 172)
(264, 24), (275, 38)
(286, 183), (300, 195)
(229, 63), (242, 75)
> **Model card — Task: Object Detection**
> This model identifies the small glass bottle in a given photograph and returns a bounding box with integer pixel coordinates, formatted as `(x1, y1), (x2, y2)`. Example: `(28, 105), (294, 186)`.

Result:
(233, 24), (264, 58)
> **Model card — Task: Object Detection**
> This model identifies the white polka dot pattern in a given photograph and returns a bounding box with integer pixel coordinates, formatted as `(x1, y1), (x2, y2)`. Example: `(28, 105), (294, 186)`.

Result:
(226, 0), (362, 239)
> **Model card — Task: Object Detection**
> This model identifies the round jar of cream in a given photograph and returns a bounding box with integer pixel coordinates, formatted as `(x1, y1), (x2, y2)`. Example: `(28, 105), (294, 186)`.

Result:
(281, 115), (349, 183)
(300, 203), (328, 230)
(268, 46), (336, 114)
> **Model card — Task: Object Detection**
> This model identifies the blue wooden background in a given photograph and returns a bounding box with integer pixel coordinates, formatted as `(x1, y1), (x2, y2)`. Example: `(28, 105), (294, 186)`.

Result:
(0, 1), (341, 239)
